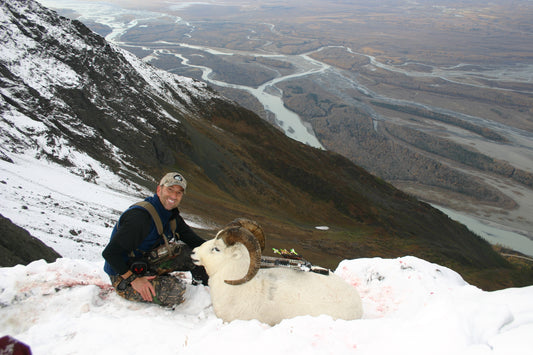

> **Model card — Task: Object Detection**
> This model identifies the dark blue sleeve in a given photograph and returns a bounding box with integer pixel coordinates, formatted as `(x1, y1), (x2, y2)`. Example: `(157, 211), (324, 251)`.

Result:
(102, 209), (152, 275)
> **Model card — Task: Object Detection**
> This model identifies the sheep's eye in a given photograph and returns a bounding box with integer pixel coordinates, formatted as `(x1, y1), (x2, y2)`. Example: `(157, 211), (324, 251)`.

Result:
(211, 247), (220, 252)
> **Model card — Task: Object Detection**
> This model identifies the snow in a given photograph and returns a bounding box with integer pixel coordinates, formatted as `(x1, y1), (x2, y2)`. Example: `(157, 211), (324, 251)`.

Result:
(1, 2), (82, 100)
(1, 0), (220, 149)
(1, 257), (533, 355)
(1, 152), (533, 354)
(119, 47), (218, 110)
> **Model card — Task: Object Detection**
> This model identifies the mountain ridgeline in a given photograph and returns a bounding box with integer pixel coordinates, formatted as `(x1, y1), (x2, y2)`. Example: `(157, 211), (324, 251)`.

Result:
(1, 0), (531, 289)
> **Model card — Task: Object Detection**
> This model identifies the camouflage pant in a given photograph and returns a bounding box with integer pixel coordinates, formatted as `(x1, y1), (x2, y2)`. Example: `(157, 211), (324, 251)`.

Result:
(110, 273), (186, 307)
(110, 244), (205, 307)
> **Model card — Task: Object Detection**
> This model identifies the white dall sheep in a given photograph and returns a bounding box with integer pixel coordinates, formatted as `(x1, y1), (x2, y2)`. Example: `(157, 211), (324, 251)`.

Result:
(191, 219), (363, 325)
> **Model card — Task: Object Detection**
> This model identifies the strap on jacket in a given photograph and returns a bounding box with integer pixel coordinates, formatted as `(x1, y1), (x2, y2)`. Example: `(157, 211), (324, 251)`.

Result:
(133, 201), (177, 237)
(132, 201), (178, 257)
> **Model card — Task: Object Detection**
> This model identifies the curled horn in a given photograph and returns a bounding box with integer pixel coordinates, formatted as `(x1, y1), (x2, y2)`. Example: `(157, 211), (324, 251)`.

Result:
(226, 218), (265, 251)
(217, 226), (262, 285)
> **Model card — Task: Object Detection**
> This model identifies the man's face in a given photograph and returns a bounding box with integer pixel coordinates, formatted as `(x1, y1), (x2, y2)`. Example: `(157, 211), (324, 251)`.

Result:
(157, 184), (184, 210)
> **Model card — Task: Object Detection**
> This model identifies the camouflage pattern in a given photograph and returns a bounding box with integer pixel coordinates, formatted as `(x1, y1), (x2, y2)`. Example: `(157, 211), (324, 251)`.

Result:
(111, 274), (186, 307)
(109, 244), (197, 307)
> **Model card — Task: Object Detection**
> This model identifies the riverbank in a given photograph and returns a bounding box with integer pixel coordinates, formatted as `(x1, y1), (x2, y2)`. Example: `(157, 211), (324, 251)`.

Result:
(435, 205), (533, 258)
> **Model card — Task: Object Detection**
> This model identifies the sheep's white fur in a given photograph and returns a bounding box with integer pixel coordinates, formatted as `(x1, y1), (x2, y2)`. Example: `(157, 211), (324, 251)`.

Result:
(192, 237), (363, 325)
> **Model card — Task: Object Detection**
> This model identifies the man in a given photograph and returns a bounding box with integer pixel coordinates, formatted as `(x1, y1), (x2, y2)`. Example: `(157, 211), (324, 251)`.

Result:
(103, 172), (208, 307)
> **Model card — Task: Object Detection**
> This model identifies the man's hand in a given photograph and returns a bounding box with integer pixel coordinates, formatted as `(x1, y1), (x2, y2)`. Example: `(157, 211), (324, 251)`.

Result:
(130, 276), (157, 301)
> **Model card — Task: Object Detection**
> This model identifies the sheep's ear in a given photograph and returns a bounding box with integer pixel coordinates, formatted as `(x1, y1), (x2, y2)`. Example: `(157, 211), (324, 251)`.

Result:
(230, 246), (244, 260)
(220, 226), (262, 285)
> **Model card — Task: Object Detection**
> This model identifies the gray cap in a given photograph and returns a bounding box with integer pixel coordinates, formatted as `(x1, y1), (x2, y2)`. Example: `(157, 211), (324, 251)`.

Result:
(159, 172), (187, 190)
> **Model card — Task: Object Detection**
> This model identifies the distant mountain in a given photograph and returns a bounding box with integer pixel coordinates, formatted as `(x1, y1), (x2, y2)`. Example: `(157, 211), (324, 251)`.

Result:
(1, 0), (531, 289)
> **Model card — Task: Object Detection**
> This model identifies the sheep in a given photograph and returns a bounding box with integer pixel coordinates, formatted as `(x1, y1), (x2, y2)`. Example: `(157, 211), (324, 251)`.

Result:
(191, 218), (363, 325)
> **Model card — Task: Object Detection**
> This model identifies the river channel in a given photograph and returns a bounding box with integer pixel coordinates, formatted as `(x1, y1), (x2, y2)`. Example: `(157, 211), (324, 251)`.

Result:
(41, 0), (533, 257)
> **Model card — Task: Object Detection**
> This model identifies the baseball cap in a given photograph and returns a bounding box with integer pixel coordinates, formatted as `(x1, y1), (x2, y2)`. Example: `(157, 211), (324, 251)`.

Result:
(159, 172), (187, 191)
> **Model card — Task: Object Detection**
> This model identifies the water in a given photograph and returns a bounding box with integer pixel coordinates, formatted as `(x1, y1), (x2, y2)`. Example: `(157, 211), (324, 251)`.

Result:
(435, 205), (533, 258)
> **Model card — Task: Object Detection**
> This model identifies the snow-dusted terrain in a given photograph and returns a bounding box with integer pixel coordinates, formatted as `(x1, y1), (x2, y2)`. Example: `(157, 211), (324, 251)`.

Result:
(1, 153), (533, 354)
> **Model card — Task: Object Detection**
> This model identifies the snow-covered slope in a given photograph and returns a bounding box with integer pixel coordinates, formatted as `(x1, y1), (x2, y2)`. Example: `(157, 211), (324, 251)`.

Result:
(1, 0), (221, 186)
(0, 153), (216, 260)
(0, 0), (218, 259)
(1, 254), (532, 354)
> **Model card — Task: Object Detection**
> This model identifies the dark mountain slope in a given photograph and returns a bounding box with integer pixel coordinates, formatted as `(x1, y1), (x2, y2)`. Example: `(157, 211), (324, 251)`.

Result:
(186, 101), (510, 272)
(0, 214), (61, 267)
(1, 0), (531, 289)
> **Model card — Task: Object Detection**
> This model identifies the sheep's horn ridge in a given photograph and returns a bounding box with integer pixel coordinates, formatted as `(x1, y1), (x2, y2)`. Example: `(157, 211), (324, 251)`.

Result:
(218, 226), (262, 285)
(227, 218), (265, 251)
